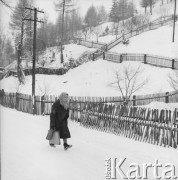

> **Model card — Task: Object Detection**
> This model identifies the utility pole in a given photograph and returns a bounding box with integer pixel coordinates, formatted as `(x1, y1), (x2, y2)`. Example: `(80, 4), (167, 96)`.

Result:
(24, 7), (44, 115)
(61, 0), (65, 64)
(172, 0), (177, 42)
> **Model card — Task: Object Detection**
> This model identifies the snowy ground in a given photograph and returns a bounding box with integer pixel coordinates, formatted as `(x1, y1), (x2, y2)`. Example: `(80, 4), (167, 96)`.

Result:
(38, 44), (96, 68)
(0, 60), (177, 97)
(5, 44), (97, 70)
(82, 1), (178, 46)
(109, 22), (178, 58)
(1, 105), (178, 180)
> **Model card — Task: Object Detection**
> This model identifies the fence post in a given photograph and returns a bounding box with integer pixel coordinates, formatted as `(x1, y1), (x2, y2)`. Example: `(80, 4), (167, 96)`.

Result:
(0, 89), (4, 105)
(105, 44), (108, 51)
(103, 52), (105, 60)
(92, 53), (95, 61)
(41, 95), (45, 115)
(133, 95), (136, 106)
(172, 59), (175, 69)
(149, 23), (151, 30)
(33, 95), (37, 115)
(120, 54), (123, 63)
(16, 92), (20, 110)
(144, 54), (147, 64)
(165, 92), (169, 103)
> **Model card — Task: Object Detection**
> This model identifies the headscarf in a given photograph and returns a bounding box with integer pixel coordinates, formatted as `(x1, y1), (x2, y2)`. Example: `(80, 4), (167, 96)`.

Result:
(59, 92), (69, 110)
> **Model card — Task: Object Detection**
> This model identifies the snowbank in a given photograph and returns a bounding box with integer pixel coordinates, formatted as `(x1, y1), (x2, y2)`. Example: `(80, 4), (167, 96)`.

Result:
(0, 60), (177, 98)
(141, 101), (178, 111)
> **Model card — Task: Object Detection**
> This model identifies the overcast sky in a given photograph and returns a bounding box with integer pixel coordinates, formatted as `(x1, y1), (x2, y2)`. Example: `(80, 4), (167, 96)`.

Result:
(36, 0), (113, 23)
(0, 0), (113, 33)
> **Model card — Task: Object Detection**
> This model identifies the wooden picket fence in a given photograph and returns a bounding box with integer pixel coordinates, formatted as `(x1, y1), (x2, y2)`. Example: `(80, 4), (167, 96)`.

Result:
(4, 67), (66, 78)
(103, 52), (178, 70)
(81, 14), (178, 58)
(0, 90), (178, 114)
(3, 15), (177, 80)
(78, 39), (106, 49)
(4, 49), (94, 79)
(0, 92), (59, 115)
(69, 101), (178, 149)
(0, 90), (178, 148)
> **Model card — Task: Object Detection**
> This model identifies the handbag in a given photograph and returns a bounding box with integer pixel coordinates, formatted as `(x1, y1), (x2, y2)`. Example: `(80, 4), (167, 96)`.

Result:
(49, 131), (61, 145)
(46, 129), (55, 140)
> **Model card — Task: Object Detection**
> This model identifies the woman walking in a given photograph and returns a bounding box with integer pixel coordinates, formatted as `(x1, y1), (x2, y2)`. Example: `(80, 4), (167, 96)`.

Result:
(49, 92), (72, 150)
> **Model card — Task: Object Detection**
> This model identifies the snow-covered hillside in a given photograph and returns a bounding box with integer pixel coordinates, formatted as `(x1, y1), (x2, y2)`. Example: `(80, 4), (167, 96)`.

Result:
(1, 19), (178, 98)
(38, 44), (96, 68)
(0, 60), (176, 97)
(83, 0), (178, 43)
(1, 1), (178, 111)
(5, 44), (97, 70)
(110, 22), (178, 58)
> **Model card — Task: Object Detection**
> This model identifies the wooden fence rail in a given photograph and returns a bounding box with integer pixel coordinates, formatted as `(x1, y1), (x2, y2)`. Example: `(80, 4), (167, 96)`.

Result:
(105, 15), (177, 52)
(90, 14), (178, 59)
(0, 90), (178, 115)
(3, 16), (178, 79)
(0, 90), (178, 149)
(104, 52), (178, 70)
(78, 39), (106, 49)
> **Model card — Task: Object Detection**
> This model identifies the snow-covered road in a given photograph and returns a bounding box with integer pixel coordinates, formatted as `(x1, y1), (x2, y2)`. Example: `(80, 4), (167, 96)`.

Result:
(1, 106), (178, 180)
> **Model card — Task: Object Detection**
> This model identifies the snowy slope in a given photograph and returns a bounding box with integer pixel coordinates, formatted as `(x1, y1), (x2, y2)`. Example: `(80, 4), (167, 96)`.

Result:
(5, 44), (97, 70)
(38, 44), (96, 68)
(109, 22), (178, 58)
(0, 60), (177, 97)
(1, 105), (178, 180)
(85, 0), (178, 43)
(1, 3), (178, 109)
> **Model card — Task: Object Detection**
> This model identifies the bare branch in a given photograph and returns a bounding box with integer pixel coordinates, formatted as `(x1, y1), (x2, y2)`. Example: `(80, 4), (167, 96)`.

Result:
(115, 71), (125, 98)
(112, 63), (149, 102)
(168, 71), (178, 90)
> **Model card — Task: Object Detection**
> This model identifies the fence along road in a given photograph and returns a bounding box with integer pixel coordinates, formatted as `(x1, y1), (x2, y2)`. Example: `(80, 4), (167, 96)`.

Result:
(0, 90), (178, 149)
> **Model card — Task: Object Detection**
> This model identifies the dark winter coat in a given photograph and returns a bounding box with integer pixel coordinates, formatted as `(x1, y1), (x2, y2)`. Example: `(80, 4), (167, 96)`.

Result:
(50, 100), (71, 139)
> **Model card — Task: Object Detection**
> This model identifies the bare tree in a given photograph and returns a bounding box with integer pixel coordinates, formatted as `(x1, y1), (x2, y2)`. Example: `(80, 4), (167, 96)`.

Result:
(132, 14), (150, 29)
(82, 26), (90, 40)
(37, 79), (55, 96)
(168, 71), (178, 90)
(13, 80), (22, 93)
(113, 22), (119, 39)
(92, 25), (102, 43)
(111, 64), (149, 104)
(0, 31), (6, 66)
(123, 17), (136, 33)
